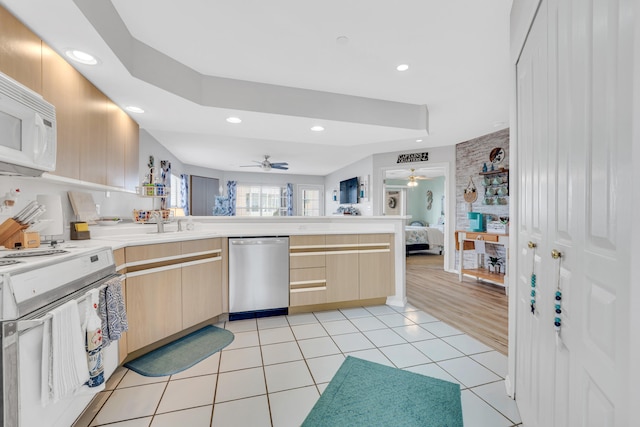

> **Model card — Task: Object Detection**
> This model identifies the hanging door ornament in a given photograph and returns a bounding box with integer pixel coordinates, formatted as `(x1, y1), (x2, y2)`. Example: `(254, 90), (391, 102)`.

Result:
(551, 249), (564, 346)
(528, 242), (537, 314)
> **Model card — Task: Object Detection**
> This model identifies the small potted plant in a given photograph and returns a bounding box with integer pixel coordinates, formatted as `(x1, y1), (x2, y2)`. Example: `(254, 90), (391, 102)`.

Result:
(487, 256), (504, 274)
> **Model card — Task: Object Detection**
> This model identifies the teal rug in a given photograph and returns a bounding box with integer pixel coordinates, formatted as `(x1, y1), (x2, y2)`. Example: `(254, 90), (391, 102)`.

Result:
(303, 356), (463, 427)
(124, 325), (234, 377)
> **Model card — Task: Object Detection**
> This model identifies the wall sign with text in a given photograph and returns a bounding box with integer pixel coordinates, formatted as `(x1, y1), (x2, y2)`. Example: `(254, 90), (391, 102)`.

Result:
(397, 152), (428, 163)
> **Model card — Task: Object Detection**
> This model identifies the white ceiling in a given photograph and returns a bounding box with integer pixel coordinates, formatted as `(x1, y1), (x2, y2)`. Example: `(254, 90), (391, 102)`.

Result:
(2, 0), (512, 176)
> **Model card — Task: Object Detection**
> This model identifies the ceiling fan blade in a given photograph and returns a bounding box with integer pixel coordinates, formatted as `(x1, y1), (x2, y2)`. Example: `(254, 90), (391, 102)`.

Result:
(270, 162), (288, 167)
(271, 165), (289, 170)
(240, 164), (261, 168)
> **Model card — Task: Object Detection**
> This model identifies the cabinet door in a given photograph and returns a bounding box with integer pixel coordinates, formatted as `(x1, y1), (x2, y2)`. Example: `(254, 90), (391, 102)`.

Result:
(182, 258), (222, 328)
(325, 235), (358, 303)
(126, 267), (182, 352)
(106, 100), (126, 188)
(42, 42), (81, 180)
(79, 82), (107, 185)
(0, 7), (42, 93)
(359, 234), (394, 299)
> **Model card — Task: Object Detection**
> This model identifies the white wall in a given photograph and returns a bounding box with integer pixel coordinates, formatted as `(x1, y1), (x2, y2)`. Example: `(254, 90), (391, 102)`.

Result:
(323, 156), (374, 216)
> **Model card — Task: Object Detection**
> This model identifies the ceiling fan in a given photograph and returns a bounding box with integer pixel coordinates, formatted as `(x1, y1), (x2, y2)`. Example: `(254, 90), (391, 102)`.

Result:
(407, 168), (429, 187)
(240, 155), (289, 171)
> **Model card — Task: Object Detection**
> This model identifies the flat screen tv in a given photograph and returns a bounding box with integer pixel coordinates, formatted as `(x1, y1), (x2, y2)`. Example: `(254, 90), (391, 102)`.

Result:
(339, 177), (359, 204)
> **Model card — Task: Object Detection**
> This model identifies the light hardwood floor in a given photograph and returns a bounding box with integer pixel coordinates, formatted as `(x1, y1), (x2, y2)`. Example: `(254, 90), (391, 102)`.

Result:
(405, 251), (509, 355)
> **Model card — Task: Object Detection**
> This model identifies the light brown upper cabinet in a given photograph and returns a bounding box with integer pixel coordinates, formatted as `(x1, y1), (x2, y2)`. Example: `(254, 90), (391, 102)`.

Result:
(0, 7), (42, 93)
(0, 5), (139, 189)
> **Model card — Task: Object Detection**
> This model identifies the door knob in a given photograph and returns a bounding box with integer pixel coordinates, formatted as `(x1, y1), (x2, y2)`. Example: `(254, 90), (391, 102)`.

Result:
(551, 249), (562, 259)
(528, 241), (537, 248)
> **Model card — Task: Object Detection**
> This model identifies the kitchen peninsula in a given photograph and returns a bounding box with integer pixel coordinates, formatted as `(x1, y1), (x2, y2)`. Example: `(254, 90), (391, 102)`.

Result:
(87, 215), (407, 360)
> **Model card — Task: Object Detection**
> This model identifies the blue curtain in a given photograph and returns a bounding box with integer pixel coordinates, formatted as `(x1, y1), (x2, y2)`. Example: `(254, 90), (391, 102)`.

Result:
(286, 183), (294, 216)
(180, 174), (189, 216)
(160, 160), (171, 210)
(227, 181), (237, 216)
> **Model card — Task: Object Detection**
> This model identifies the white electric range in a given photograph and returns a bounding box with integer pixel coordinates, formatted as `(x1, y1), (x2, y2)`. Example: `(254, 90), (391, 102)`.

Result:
(0, 244), (121, 427)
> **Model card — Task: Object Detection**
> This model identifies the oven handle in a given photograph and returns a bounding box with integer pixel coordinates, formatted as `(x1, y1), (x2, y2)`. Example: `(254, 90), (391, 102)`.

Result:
(17, 274), (123, 333)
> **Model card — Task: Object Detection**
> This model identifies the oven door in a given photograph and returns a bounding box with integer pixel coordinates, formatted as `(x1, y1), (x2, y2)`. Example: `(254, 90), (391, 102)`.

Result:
(2, 275), (121, 427)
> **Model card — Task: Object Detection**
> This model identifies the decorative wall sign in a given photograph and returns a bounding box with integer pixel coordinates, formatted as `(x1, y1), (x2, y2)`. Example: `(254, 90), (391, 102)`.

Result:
(426, 190), (433, 210)
(397, 152), (429, 163)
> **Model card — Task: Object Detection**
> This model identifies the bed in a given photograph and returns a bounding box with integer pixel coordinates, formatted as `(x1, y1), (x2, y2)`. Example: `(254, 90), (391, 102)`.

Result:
(405, 221), (445, 255)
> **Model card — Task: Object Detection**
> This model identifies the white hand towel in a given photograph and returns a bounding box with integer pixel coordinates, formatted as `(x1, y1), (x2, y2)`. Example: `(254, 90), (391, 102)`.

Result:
(474, 240), (486, 255)
(41, 300), (89, 406)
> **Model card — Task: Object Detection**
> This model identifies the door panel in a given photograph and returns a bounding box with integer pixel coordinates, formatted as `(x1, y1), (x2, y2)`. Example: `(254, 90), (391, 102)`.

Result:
(515, 0), (632, 425)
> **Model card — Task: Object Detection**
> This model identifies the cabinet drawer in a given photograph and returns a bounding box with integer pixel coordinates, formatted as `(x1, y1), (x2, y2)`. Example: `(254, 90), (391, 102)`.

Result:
(290, 288), (327, 306)
(126, 242), (181, 263)
(181, 238), (221, 254)
(290, 267), (326, 287)
(464, 232), (500, 242)
(290, 235), (325, 247)
(290, 253), (325, 269)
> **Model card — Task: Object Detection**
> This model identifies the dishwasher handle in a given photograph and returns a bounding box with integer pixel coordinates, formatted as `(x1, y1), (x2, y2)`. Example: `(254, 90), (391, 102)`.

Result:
(229, 238), (289, 246)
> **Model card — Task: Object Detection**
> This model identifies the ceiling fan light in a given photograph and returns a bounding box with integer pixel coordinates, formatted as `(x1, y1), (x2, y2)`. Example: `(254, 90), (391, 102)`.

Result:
(407, 180), (418, 187)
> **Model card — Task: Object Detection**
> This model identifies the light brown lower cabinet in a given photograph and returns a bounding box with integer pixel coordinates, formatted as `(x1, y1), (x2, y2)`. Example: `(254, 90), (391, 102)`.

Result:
(289, 233), (394, 307)
(358, 234), (394, 299)
(325, 234), (359, 303)
(124, 238), (223, 353)
(182, 258), (223, 329)
(126, 267), (183, 352)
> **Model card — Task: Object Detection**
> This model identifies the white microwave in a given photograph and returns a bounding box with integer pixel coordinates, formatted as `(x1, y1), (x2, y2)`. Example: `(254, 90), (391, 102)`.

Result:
(0, 71), (56, 177)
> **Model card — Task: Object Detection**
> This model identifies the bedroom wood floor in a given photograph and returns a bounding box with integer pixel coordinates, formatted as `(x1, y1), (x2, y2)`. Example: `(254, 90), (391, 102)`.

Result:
(405, 252), (509, 355)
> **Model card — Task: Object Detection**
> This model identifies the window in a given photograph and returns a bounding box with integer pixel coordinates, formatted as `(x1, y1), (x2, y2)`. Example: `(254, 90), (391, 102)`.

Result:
(170, 174), (182, 208)
(235, 184), (287, 216)
(298, 185), (324, 216)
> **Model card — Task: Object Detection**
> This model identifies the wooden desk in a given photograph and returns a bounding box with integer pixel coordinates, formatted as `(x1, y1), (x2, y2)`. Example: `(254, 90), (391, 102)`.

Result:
(455, 230), (509, 289)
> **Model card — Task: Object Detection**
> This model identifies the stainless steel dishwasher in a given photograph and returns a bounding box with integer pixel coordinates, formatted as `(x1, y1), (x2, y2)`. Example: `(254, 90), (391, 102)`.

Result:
(228, 236), (289, 321)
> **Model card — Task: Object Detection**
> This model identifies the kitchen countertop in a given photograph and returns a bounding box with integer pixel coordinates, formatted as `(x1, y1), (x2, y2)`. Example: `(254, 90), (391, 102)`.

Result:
(86, 215), (409, 249)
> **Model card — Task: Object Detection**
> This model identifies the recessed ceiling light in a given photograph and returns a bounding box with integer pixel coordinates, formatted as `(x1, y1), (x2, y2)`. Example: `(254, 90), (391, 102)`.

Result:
(64, 49), (99, 65)
(311, 125), (325, 132)
(416, 139), (423, 143)
(336, 36), (350, 45)
(226, 116), (242, 124)
(396, 64), (409, 71)
(125, 105), (144, 114)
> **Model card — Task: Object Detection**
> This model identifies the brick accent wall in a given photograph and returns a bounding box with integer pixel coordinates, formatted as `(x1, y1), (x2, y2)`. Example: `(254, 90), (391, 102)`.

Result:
(455, 128), (509, 269)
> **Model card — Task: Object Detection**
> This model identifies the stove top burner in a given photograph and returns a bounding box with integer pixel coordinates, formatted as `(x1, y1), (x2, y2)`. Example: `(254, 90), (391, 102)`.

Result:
(2, 249), (69, 258)
(0, 259), (22, 266)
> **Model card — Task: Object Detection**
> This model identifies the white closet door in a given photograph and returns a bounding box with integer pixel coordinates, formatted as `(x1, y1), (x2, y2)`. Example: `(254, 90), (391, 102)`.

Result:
(514, 0), (633, 425)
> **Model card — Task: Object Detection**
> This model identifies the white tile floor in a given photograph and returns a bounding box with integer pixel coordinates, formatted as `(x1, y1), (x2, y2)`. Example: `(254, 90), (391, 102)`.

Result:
(75, 304), (522, 427)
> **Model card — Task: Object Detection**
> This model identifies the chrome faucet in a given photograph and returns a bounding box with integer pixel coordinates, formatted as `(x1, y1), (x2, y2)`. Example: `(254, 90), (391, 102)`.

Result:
(151, 211), (164, 233)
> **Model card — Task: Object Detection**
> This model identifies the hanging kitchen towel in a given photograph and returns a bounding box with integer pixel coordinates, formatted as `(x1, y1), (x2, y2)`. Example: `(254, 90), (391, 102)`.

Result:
(474, 239), (486, 255)
(98, 275), (128, 347)
(41, 300), (89, 406)
(83, 289), (105, 390)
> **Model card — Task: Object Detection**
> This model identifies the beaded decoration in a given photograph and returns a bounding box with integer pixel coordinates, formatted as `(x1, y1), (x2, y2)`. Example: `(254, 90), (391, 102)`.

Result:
(528, 242), (537, 314)
(553, 250), (563, 337)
